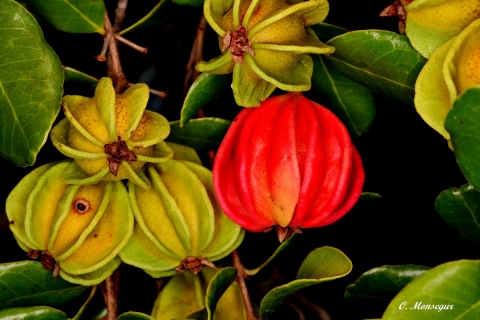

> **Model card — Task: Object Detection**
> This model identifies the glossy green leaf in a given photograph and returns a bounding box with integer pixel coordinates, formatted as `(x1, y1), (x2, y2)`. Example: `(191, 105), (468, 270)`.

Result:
(180, 73), (232, 127)
(345, 265), (429, 306)
(172, 0), (204, 6)
(309, 54), (376, 137)
(359, 192), (382, 202)
(445, 87), (480, 190)
(310, 22), (348, 42)
(325, 30), (426, 106)
(0, 306), (67, 320)
(435, 183), (480, 244)
(260, 246), (352, 319)
(244, 233), (297, 277)
(205, 267), (238, 320)
(186, 308), (208, 320)
(0, 0), (63, 166)
(383, 260), (480, 319)
(64, 67), (99, 87)
(0, 261), (86, 310)
(119, 0), (171, 35)
(167, 118), (231, 149)
(117, 311), (155, 320)
(22, 0), (105, 34)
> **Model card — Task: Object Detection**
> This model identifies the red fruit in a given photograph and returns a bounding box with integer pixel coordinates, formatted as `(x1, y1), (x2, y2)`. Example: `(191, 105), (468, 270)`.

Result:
(213, 92), (364, 240)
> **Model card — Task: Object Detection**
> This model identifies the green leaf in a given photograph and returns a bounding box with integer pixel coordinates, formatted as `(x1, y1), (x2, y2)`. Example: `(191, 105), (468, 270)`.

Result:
(180, 73), (232, 127)
(445, 87), (480, 190)
(383, 260), (480, 319)
(325, 30), (426, 106)
(309, 54), (376, 137)
(0, 0), (63, 166)
(172, 0), (204, 7)
(119, 0), (171, 35)
(186, 308), (208, 320)
(0, 261), (87, 310)
(435, 183), (480, 245)
(359, 192), (382, 202)
(117, 311), (155, 320)
(22, 0), (105, 34)
(244, 233), (297, 277)
(64, 67), (99, 87)
(71, 286), (97, 320)
(310, 22), (348, 42)
(0, 306), (67, 320)
(345, 265), (429, 307)
(167, 118), (231, 149)
(260, 246), (352, 319)
(205, 267), (238, 320)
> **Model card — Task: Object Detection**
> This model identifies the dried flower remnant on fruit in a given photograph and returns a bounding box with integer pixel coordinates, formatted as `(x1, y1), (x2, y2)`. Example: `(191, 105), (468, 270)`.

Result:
(72, 198), (91, 214)
(222, 26), (255, 64)
(175, 256), (217, 275)
(27, 250), (60, 278)
(104, 139), (138, 176)
(380, 0), (407, 34)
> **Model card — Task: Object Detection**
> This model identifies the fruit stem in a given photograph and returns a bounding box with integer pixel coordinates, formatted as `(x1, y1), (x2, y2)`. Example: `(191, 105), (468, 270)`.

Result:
(183, 14), (206, 97)
(232, 250), (259, 320)
(101, 271), (119, 320)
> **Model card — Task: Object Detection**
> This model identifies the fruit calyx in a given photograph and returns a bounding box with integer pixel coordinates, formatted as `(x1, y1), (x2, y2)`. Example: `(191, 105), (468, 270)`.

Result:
(104, 139), (138, 176)
(27, 250), (60, 278)
(275, 226), (302, 243)
(222, 26), (255, 64)
(175, 256), (216, 275)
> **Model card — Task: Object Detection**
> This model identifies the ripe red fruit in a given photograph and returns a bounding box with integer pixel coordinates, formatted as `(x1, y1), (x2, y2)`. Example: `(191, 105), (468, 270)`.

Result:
(213, 92), (364, 241)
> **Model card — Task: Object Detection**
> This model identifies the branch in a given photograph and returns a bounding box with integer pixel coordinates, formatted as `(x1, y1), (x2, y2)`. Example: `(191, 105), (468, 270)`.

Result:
(114, 0), (128, 32)
(104, 11), (128, 93)
(101, 275), (118, 320)
(183, 14), (207, 97)
(232, 250), (259, 320)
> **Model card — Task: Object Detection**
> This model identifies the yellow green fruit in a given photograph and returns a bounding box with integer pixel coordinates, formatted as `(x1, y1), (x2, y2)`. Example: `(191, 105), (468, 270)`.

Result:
(415, 18), (480, 141)
(6, 161), (133, 285)
(197, 0), (334, 107)
(151, 268), (246, 320)
(119, 150), (245, 277)
(404, 0), (480, 58)
(51, 77), (173, 189)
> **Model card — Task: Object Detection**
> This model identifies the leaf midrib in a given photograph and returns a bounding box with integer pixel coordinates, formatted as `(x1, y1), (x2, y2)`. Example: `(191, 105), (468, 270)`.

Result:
(0, 81), (29, 154)
(59, 0), (102, 31)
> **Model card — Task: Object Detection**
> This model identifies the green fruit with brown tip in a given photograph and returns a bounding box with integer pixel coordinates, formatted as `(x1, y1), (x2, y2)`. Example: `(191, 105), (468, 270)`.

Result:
(119, 153), (245, 277)
(50, 77), (173, 189)
(197, 0), (334, 107)
(6, 161), (133, 285)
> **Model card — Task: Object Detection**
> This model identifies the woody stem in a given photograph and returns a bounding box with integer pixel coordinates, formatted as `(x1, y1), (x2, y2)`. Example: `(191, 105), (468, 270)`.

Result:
(232, 250), (259, 320)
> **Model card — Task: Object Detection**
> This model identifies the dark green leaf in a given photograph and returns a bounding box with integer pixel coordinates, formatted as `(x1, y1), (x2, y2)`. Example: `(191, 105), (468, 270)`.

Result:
(345, 265), (429, 305)
(359, 192), (382, 202)
(0, 306), (67, 320)
(0, 261), (87, 310)
(64, 67), (99, 87)
(310, 22), (348, 42)
(325, 30), (426, 106)
(445, 87), (480, 190)
(205, 267), (238, 320)
(119, 0), (172, 35)
(435, 184), (480, 244)
(244, 233), (297, 277)
(185, 308), (208, 320)
(180, 73), (232, 126)
(260, 247), (352, 319)
(167, 118), (231, 149)
(22, 0), (105, 34)
(0, 0), (63, 166)
(117, 311), (155, 320)
(309, 55), (376, 137)
(383, 260), (480, 319)
(172, 0), (204, 7)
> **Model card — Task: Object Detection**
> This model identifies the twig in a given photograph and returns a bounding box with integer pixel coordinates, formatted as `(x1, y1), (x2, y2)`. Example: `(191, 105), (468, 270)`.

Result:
(101, 276), (118, 320)
(114, 0), (128, 32)
(183, 14), (207, 97)
(232, 250), (259, 320)
(287, 301), (307, 320)
(295, 294), (331, 320)
(115, 34), (148, 54)
(104, 11), (128, 93)
(128, 82), (167, 98)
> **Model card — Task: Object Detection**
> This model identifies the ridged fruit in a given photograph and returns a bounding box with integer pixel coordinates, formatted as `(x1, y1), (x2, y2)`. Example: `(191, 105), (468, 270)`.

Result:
(415, 18), (480, 142)
(151, 268), (245, 320)
(213, 92), (364, 241)
(6, 161), (133, 285)
(51, 77), (173, 189)
(197, 0), (335, 107)
(119, 145), (244, 277)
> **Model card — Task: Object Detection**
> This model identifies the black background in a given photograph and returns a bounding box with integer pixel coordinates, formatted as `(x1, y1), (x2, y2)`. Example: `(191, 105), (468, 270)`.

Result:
(0, 0), (477, 319)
